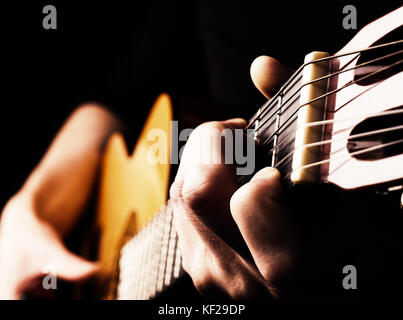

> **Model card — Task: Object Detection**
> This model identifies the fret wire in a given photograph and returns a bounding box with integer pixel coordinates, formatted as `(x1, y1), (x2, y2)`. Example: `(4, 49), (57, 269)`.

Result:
(254, 108), (403, 179)
(280, 138), (403, 184)
(164, 205), (175, 286)
(151, 217), (160, 299)
(255, 92), (300, 146)
(134, 227), (144, 298)
(246, 40), (403, 129)
(155, 209), (167, 293)
(255, 57), (403, 169)
(152, 209), (164, 297)
(171, 204), (183, 280)
(260, 96), (300, 148)
(173, 245), (182, 279)
(245, 71), (302, 130)
(254, 108), (262, 143)
(145, 223), (153, 298)
(142, 227), (149, 297)
(132, 226), (142, 298)
(139, 223), (149, 299)
(146, 214), (154, 298)
(116, 42), (403, 300)
(157, 204), (173, 293)
(242, 108), (403, 188)
(253, 47), (403, 135)
(246, 72), (302, 131)
(259, 72), (303, 126)
(247, 42), (403, 137)
(271, 94), (283, 166)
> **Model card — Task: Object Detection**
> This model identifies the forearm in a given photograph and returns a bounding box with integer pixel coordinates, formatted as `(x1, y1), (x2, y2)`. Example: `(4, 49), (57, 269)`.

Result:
(13, 104), (121, 235)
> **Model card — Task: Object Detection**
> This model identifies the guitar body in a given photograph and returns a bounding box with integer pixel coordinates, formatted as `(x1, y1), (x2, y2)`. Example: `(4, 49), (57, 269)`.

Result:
(96, 94), (173, 299)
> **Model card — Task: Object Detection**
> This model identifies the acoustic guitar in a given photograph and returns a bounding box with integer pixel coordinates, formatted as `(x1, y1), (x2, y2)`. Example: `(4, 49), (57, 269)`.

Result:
(92, 7), (403, 299)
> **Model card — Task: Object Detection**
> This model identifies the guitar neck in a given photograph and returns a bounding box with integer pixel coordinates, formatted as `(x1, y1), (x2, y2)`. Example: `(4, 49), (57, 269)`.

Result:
(116, 55), (326, 300)
(113, 10), (403, 299)
(117, 201), (184, 299)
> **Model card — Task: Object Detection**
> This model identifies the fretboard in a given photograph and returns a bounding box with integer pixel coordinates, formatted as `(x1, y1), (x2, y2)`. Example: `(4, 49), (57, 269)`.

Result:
(116, 67), (308, 300)
(117, 201), (184, 299)
(241, 70), (303, 185)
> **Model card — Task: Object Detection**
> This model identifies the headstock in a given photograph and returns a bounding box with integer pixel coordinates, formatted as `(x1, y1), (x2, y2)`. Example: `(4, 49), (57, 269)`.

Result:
(322, 7), (403, 190)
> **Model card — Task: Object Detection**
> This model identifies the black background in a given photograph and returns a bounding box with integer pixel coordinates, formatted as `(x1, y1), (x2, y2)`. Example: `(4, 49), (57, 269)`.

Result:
(1, 1), (401, 208)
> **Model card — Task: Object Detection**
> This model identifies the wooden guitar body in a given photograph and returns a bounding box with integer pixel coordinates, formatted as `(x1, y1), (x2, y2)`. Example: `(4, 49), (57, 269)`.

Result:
(96, 94), (173, 298)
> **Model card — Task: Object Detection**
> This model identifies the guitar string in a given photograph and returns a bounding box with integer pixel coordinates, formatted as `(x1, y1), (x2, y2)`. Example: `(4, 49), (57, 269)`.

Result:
(252, 48), (403, 135)
(257, 108), (403, 169)
(249, 116), (403, 180)
(123, 139), (403, 298)
(257, 58), (403, 151)
(245, 39), (403, 129)
(139, 139), (403, 295)
(250, 58), (403, 172)
(280, 138), (403, 182)
(254, 49), (403, 136)
(240, 59), (403, 178)
(148, 139), (403, 292)
(142, 57), (403, 287)
(246, 51), (403, 164)
(274, 124), (403, 169)
(245, 39), (403, 130)
(118, 41), (403, 297)
(241, 56), (403, 181)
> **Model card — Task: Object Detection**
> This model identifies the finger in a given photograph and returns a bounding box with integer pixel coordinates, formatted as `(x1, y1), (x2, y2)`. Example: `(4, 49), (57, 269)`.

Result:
(0, 281), (19, 300)
(171, 191), (271, 299)
(250, 56), (291, 98)
(222, 118), (247, 128)
(230, 167), (297, 296)
(48, 248), (99, 281)
(174, 120), (252, 252)
(176, 120), (240, 213)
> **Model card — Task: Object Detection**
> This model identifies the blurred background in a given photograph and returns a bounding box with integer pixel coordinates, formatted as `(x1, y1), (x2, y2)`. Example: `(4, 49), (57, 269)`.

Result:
(1, 0), (401, 209)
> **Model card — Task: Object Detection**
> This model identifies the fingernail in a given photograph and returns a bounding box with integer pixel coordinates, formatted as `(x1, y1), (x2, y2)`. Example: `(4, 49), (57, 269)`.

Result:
(250, 167), (279, 181)
(223, 118), (247, 128)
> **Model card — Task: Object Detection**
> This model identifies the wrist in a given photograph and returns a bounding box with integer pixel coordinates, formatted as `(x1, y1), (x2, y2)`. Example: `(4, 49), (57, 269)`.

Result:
(1, 192), (37, 224)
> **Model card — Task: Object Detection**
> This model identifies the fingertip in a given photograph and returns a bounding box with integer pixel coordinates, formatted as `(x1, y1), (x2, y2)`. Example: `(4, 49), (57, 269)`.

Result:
(223, 118), (247, 128)
(51, 251), (100, 281)
(248, 167), (285, 203)
(250, 167), (280, 182)
(250, 56), (290, 99)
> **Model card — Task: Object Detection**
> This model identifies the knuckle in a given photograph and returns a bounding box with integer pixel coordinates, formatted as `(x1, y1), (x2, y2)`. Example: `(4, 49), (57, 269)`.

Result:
(183, 254), (215, 295)
(73, 103), (107, 117)
(230, 183), (257, 215)
(181, 180), (211, 211)
(196, 121), (223, 132)
(169, 179), (182, 202)
(192, 272), (216, 296)
(190, 121), (227, 141)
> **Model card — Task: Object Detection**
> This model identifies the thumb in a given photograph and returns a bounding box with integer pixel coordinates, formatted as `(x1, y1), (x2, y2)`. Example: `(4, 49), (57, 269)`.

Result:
(45, 244), (99, 282)
(250, 56), (292, 99)
(230, 167), (296, 294)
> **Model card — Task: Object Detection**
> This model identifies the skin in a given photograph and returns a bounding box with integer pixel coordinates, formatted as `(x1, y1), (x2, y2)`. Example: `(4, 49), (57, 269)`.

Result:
(170, 56), (403, 299)
(0, 104), (121, 299)
(1, 56), (402, 299)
